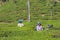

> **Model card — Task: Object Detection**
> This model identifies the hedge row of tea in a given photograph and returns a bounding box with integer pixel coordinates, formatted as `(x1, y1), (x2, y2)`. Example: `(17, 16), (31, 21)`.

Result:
(0, 0), (60, 22)
(0, 20), (60, 40)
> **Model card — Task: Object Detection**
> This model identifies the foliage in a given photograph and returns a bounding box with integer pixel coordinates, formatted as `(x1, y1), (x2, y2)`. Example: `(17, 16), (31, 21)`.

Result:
(0, 0), (60, 40)
(0, 20), (60, 40)
(0, 0), (60, 22)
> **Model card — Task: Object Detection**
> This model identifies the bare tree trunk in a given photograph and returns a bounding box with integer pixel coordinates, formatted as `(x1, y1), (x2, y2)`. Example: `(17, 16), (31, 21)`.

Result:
(27, 0), (30, 22)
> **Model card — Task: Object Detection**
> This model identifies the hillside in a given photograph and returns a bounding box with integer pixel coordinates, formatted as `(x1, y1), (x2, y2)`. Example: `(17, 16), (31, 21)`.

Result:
(0, 0), (60, 21)
(0, 0), (60, 40)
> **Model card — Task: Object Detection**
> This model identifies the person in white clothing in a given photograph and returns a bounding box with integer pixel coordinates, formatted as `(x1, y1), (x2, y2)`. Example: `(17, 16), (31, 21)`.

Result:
(18, 19), (24, 27)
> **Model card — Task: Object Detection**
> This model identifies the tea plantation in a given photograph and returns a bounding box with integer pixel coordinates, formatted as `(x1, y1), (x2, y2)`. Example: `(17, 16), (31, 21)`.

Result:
(0, 0), (60, 40)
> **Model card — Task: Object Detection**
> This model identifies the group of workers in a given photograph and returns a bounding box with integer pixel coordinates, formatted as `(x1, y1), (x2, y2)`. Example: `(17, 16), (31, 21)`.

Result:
(18, 19), (53, 31)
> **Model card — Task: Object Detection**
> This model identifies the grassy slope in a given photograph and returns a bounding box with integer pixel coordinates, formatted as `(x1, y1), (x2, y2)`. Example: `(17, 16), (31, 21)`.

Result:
(0, 0), (60, 40)
(0, 0), (60, 21)
(0, 20), (60, 40)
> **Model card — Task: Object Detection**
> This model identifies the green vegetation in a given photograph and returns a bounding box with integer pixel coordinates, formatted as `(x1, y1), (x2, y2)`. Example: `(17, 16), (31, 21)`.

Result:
(0, 0), (60, 21)
(0, 20), (60, 40)
(0, 0), (60, 40)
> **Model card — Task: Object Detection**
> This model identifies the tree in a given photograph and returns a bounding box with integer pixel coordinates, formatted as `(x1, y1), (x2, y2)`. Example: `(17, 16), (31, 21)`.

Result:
(27, 0), (30, 22)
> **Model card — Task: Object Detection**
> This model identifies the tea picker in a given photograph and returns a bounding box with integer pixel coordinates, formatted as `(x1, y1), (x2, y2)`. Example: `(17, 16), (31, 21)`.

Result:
(18, 19), (24, 27)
